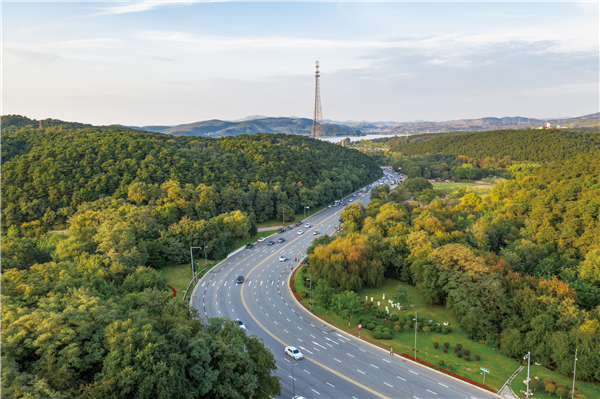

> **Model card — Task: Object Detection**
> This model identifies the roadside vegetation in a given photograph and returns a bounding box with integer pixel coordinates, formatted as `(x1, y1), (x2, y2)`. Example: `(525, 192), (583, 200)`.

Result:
(293, 151), (600, 396)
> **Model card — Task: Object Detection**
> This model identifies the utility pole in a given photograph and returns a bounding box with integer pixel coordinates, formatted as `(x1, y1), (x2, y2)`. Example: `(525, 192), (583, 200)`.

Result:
(524, 351), (531, 398)
(413, 311), (418, 361)
(292, 363), (298, 397)
(190, 246), (203, 285)
(203, 243), (208, 272)
(309, 274), (312, 311)
(571, 348), (578, 399)
(311, 61), (323, 139)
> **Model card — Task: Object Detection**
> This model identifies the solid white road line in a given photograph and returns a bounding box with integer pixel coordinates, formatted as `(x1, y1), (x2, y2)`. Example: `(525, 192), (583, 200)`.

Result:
(427, 389), (437, 395)
(357, 369), (365, 374)
(409, 370), (418, 375)
(384, 382), (393, 388)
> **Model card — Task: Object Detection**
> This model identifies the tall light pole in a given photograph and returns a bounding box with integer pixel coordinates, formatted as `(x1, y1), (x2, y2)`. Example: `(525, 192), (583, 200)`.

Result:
(292, 362), (298, 397)
(309, 274), (312, 311)
(571, 348), (578, 399)
(524, 351), (531, 398)
(203, 243), (208, 272)
(190, 246), (203, 285)
(282, 210), (285, 227)
(413, 311), (418, 361)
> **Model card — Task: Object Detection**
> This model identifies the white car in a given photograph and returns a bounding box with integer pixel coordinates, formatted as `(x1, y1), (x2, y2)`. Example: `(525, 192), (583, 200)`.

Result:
(279, 256), (287, 262)
(257, 237), (265, 243)
(297, 230), (304, 235)
(327, 205), (332, 208)
(236, 319), (247, 331)
(313, 230), (318, 235)
(304, 223), (311, 228)
(285, 346), (303, 360)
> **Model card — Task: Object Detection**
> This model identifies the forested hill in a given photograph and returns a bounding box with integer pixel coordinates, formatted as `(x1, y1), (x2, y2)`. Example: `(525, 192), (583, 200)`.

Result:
(2, 124), (381, 231)
(389, 129), (600, 162)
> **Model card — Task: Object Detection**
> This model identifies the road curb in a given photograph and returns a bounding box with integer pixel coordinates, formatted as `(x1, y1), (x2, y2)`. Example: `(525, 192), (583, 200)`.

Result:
(286, 265), (502, 399)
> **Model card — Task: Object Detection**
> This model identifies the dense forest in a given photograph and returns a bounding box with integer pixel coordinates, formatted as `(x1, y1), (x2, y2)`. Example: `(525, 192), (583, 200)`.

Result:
(1, 115), (383, 397)
(2, 117), (381, 238)
(386, 129), (600, 163)
(307, 151), (600, 383)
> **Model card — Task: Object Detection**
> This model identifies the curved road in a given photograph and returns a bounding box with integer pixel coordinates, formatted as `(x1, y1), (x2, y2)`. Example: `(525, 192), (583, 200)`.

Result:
(191, 175), (499, 399)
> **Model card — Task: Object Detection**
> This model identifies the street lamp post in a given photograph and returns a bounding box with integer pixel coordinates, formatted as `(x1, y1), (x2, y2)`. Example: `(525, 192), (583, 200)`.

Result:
(203, 243), (208, 272)
(413, 311), (418, 361)
(571, 349), (578, 399)
(282, 210), (285, 228)
(292, 363), (298, 397)
(524, 351), (531, 398)
(190, 246), (203, 285)
(309, 274), (312, 311)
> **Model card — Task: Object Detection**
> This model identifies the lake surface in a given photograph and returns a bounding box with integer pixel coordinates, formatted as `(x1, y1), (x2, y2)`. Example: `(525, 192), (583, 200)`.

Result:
(321, 134), (402, 143)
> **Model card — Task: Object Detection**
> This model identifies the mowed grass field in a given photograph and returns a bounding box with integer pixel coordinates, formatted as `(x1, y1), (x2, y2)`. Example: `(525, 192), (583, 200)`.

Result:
(292, 266), (599, 395)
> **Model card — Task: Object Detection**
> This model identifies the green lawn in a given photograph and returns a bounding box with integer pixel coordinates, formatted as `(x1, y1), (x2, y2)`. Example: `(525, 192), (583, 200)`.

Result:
(511, 364), (598, 399)
(292, 267), (598, 394)
(157, 263), (200, 297)
(432, 182), (478, 190)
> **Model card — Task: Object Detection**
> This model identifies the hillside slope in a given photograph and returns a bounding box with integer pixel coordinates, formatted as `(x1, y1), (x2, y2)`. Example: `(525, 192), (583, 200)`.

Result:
(389, 129), (600, 162)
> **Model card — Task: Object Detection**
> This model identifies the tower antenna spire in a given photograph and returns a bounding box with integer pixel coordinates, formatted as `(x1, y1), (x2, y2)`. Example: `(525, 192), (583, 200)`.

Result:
(311, 61), (323, 139)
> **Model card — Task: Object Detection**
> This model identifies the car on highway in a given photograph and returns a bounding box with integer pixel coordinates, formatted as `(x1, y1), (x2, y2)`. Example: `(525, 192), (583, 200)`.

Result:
(278, 229), (285, 233)
(286, 225), (293, 230)
(313, 230), (318, 235)
(327, 205), (332, 208)
(279, 256), (287, 262)
(297, 230), (304, 235)
(285, 346), (303, 360)
(277, 237), (285, 243)
(304, 223), (311, 228)
(267, 240), (274, 246)
(236, 319), (247, 331)
(236, 276), (244, 284)
(257, 237), (265, 243)
(246, 243), (253, 249)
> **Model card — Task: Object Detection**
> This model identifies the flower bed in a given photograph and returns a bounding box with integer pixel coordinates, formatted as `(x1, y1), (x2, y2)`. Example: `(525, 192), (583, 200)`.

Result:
(400, 353), (495, 393)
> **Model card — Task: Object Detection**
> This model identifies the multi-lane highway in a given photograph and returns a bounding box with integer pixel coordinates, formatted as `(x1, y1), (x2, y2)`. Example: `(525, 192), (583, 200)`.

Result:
(190, 173), (499, 399)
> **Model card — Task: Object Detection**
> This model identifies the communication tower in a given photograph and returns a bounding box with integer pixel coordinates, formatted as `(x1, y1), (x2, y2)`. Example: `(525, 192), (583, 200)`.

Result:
(311, 61), (323, 139)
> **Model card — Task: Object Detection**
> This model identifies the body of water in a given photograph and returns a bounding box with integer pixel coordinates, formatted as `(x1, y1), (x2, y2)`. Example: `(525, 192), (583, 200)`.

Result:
(321, 134), (401, 143)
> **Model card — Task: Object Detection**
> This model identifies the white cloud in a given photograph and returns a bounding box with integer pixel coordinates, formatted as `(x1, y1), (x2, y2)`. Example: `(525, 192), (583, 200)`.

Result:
(3, 48), (59, 65)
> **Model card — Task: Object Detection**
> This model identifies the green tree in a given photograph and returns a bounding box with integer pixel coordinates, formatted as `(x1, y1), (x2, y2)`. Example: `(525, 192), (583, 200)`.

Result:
(313, 280), (335, 314)
(332, 290), (362, 326)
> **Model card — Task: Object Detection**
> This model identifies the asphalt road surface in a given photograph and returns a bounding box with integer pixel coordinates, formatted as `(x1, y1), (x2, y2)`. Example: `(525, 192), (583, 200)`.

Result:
(191, 174), (499, 399)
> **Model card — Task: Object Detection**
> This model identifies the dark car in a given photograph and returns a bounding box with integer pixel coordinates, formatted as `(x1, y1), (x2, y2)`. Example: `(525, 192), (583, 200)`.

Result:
(267, 240), (274, 246)
(246, 243), (253, 249)
(236, 276), (244, 284)
(278, 229), (285, 233)
(277, 237), (285, 243)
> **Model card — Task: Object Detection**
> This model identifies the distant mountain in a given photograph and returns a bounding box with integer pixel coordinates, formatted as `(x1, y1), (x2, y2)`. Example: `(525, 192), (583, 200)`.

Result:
(135, 117), (364, 137)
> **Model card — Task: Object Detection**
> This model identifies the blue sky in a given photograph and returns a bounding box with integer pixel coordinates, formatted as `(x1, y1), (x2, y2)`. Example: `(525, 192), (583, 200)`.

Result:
(3, 1), (598, 125)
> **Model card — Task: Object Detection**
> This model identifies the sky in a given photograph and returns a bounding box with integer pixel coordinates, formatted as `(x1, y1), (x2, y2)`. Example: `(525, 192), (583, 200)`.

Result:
(2, 1), (599, 125)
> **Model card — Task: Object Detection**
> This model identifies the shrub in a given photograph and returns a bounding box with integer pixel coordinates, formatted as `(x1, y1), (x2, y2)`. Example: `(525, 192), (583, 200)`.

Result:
(407, 320), (413, 327)
(464, 349), (471, 356)
(367, 323), (375, 330)
(542, 379), (552, 386)
(382, 332), (392, 340)
(403, 325), (410, 333)
(556, 387), (566, 398)
(454, 347), (460, 353)
(464, 356), (470, 361)
(443, 342), (450, 348)
(530, 379), (540, 390)
(370, 316), (378, 321)
(433, 342), (439, 349)
(423, 326), (431, 334)
(383, 319), (393, 327)
(456, 351), (463, 358)
(300, 291), (308, 298)
(439, 360), (444, 366)
(394, 321), (401, 326)
(374, 331), (383, 339)
(399, 317), (406, 324)
(474, 355), (481, 361)
(441, 327), (449, 334)
(456, 344), (463, 350)
(390, 315), (399, 322)
(545, 384), (556, 395)
(443, 347), (448, 353)
(448, 364), (454, 371)
(394, 325), (402, 331)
